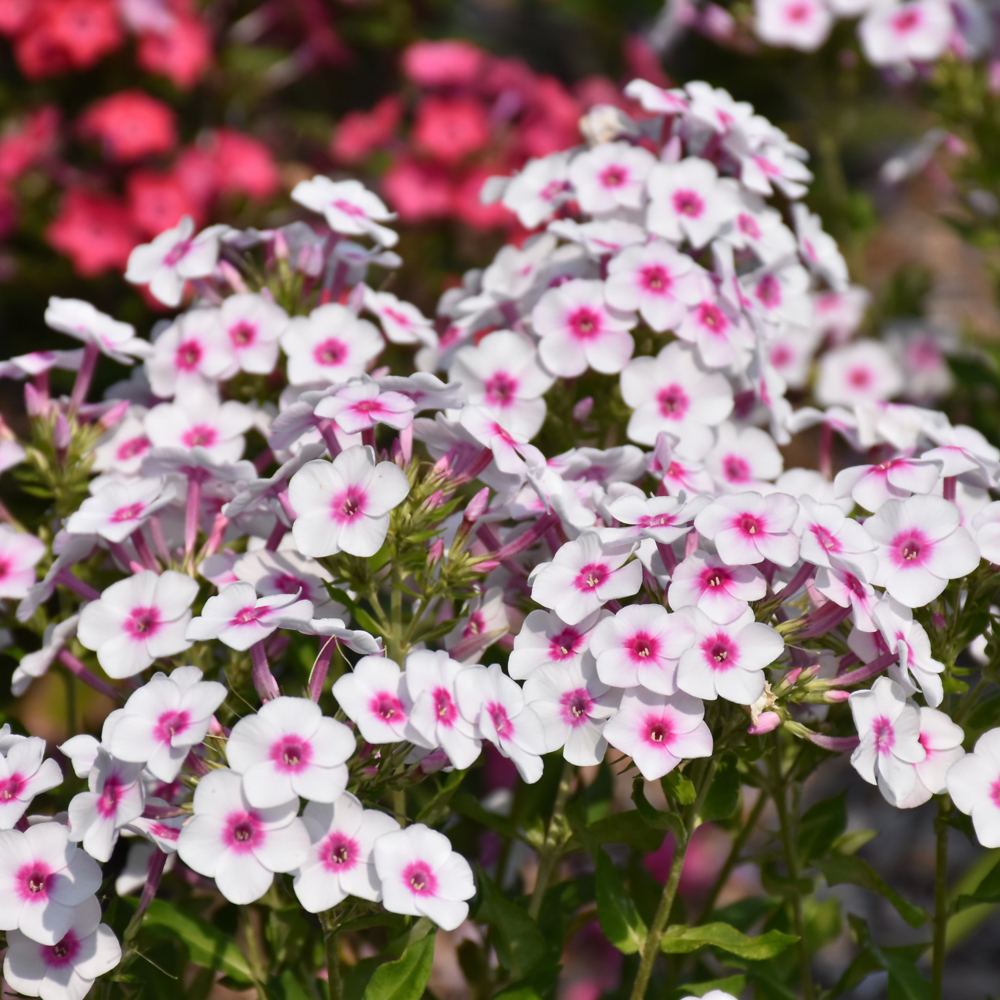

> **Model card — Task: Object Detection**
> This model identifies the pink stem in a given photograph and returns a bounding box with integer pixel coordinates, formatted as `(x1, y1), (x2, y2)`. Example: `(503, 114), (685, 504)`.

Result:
(399, 423), (413, 464)
(943, 476), (957, 502)
(795, 601), (853, 639)
(278, 491), (297, 525)
(57, 650), (121, 701)
(134, 848), (167, 923)
(265, 519), (287, 551)
(309, 638), (337, 702)
(656, 541), (678, 575)
(148, 515), (171, 565)
(780, 562), (815, 601)
(251, 640), (280, 701)
(825, 649), (898, 688)
(69, 341), (100, 415)
(807, 733), (860, 752)
(819, 422), (833, 481)
(254, 449), (274, 474)
(320, 422), (342, 458)
(184, 749), (210, 776)
(184, 476), (202, 559)
(201, 514), (229, 559)
(361, 428), (376, 449)
(108, 541), (146, 575)
(131, 530), (159, 572)
(54, 568), (100, 602)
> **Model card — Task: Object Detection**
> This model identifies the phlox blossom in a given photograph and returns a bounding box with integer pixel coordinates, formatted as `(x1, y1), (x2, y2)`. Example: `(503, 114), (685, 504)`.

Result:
(668, 552), (766, 624)
(314, 380), (416, 435)
(647, 157), (739, 248)
(0, 738), (63, 830)
(217, 293), (288, 376)
(291, 177), (398, 247)
(755, 0), (833, 51)
(280, 304), (384, 387)
(332, 656), (411, 745)
(947, 727), (1000, 847)
(65, 478), (173, 544)
(66, 751), (143, 863)
(705, 423), (784, 491)
(507, 608), (609, 681)
(44, 298), (150, 364)
(796, 496), (876, 572)
(125, 217), (224, 308)
(897, 707), (964, 809)
(185, 583), (313, 652)
(816, 341), (904, 408)
(859, 0), (954, 65)
(568, 141), (656, 214)
(834, 456), (942, 513)
(694, 491), (800, 567)
(0, 525), (45, 600)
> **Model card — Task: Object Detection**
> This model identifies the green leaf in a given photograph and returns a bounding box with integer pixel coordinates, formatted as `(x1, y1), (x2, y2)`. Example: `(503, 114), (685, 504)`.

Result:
(956, 852), (1000, 910)
(708, 895), (781, 932)
(583, 811), (665, 854)
(666, 977), (747, 1000)
(632, 778), (685, 839)
(361, 931), (435, 1000)
(659, 922), (798, 960)
(701, 755), (740, 823)
(798, 791), (848, 862)
(493, 962), (561, 1000)
(818, 856), (928, 928)
(343, 957), (382, 1000)
(474, 871), (548, 978)
(595, 850), (648, 954)
(661, 769), (696, 807)
(137, 900), (253, 985)
(882, 944), (932, 1000)
(415, 769), (466, 826)
(452, 793), (522, 841)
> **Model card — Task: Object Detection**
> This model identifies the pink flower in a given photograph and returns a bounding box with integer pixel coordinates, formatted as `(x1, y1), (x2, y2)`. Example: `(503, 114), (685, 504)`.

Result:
(528, 533), (643, 626)
(859, 0), (954, 65)
(373, 823), (475, 930)
(705, 424), (784, 491)
(507, 608), (609, 681)
(669, 552), (766, 624)
(47, 189), (138, 278)
(125, 217), (225, 308)
(676, 606), (783, 704)
(0, 738), (63, 830)
(532, 279), (636, 378)
(44, 298), (150, 365)
(227, 696), (356, 808)
(0, 525), (45, 600)
(291, 176), (398, 248)
(217, 293), (288, 376)
(185, 583), (313, 652)
(288, 447), (410, 559)
(145, 390), (254, 465)
(331, 96), (402, 164)
(896, 707), (965, 809)
(694, 491), (801, 567)
(3, 894), (121, 1000)
(77, 570), (198, 678)
(314, 379), (416, 435)
(293, 793), (400, 913)
(602, 688), (712, 780)
(606, 241), (706, 333)
(66, 750), (143, 863)
(65, 478), (173, 544)
(456, 663), (546, 783)
(568, 142), (656, 214)
(796, 495), (877, 571)
(647, 158), (739, 248)
(0, 822), (102, 946)
(849, 677), (925, 806)
(79, 91), (176, 163)
(413, 96), (490, 164)
(402, 39), (484, 86)
(755, 0), (833, 51)
(106, 666), (227, 783)
(834, 456), (942, 513)
(591, 605), (695, 694)
(816, 341), (904, 408)
(865, 495), (980, 607)
(332, 656), (412, 745)
(176, 768), (310, 905)
(947, 727), (1000, 847)
(208, 129), (280, 200)
(280, 304), (384, 387)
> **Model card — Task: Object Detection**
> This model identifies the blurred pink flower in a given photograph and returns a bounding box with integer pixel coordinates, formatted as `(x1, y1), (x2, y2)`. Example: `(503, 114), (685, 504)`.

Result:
(80, 91), (177, 163)
(413, 96), (491, 164)
(402, 39), (484, 86)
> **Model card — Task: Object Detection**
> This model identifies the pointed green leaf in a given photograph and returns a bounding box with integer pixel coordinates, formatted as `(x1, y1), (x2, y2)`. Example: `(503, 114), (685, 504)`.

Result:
(798, 791), (848, 862)
(818, 856), (928, 928)
(700, 755), (740, 823)
(595, 850), (648, 954)
(659, 922), (798, 960)
(661, 769), (696, 807)
(474, 871), (548, 978)
(361, 931), (435, 1000)
(632, 778), (684, 838)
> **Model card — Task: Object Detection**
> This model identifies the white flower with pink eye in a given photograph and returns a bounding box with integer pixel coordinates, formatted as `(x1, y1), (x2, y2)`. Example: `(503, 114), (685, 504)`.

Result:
(694, 491), (801, 568)
(0, 525), (45, 601)
(606, 241), (707, 333)
(444, 587), (510, 665)
(507, 608), (609, 681)
(974, 501), (1000, 565)
(522, 660), (620, 766)
(740, 263), (814, 329)
(313, 378), (417, 435)
(93, 413), (151, 477)
(705, 423), (784, 491)
(77, 570), (198, 679)
(922, 424), (1000, 489)
(3, 893), (120, 1000)
(864, 495), (980, 607)
(528, 533), (643, 627)
(457, 405), (541, 476)
(0, 822), (102, 946)
(590, 605), (695, 695)
(44, 298), (151, 364)
(288, 447), (410, 559)
(647, 157), (739, 249)
(144, 309), (232, 398)
(0, 738), (62, 830)
(602, 687), (712, 781)
(796, 495), (877, 572)
(12, 615), (80, 697)
(816, 341), (904, 408)
(125, 216), (225, 308)
(455, 663), (546, 783)
(65, 478), (173, 544)
(281, 304), (384, 387)
(676, 606), (783, 704)
(790, 203), (849, 290)
(66, 750), (143, 863)
(218, 293), (288, 376)
(755, 0), (833, 51)
(620, 341), (734, 450)
(601, 491), (707, 547)
(227, 696), (355, 808)
(362, 287), (435, 346)
(233, 549), (340, 618)
(946, 727), (1000, 846)
(145, 390), (254, 465)
(568, 141), (656, 214)
(448, 331), (555, 441)
(864, 597), (945, 707)
(105, 666), (227, 783)
(669, 552), (766, 625)
(185, 582), (314, 652)
(813, 557), (880, 632)
(374, 823), (475, 930)
(500, 151), (572, 228)
(894, 707), (965, 809)
(675, 292), (755, 371)
(532, 279), (636, 378)
(176, 768), (310, 905)
(293, 793), (400, 913)
(404, 650), (482, 770)
(849, 677), (925, 806)
(291, 176), (398, 247)
(859, 0), (954, 66)
(833, 456), (943, 513)
(332, 655), (412, 745)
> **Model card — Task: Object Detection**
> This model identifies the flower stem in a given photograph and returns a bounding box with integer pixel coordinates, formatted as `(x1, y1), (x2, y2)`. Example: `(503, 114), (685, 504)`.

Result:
(528, 760), (575, 920)
(326, 928), (342, 1000)
(932, 797), (950, 1000)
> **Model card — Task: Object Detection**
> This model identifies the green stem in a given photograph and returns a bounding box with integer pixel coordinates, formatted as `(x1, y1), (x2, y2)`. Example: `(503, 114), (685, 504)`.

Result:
(241, 911), (270, 1000)
(932, 798), (950, 1000)
(326, 929), (342, 1000)
(528, 761), (576, 920)
(629, 759), (717, 1000)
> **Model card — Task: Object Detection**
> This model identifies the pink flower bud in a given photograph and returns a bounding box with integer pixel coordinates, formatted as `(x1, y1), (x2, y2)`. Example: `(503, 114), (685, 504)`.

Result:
(573, 397), (594, 422)
(53, 413), (72, 450)
(748, 712), (781, 736)
(932, 612), (947, 630)
(24, 383), (44, 417)
(464, 487), (490, 524)
(273, 230), (289, 261)
(784, 667), (803, 688)
(825, 690), (851, 703)
(99, 400), (129, 431)
(428, 538), (444, 565)
(422, 489), (444, 511)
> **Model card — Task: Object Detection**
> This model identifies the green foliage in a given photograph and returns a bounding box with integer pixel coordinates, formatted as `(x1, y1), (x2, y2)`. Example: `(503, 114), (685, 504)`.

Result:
(595, 850), (648, 954)
(818, 856), (929, 927)
(659, 922), (799, 961)
(361, 931), (436, 1000)
(474, 872), (549, 979)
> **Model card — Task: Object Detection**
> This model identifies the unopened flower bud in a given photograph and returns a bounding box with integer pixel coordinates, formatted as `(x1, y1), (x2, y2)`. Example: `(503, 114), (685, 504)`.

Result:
(273, 230), (289, 261)
(573, 397), (594, 422)
(99, 400), (129, 431)
(53, 413), (72, 450)
(422, 489), (444, 512)
(825, 689), (851, 703)
(747, 712), (781, 736)
(427, 538), (444, 565)
(464, 487), (490, 524)
(24, 383), (45, 417)
(932, 612), (947, 630)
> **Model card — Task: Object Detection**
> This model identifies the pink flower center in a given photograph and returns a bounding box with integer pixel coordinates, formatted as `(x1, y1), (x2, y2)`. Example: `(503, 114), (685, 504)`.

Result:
(332, 198), (366, 218)
(737, 213), (761, 239)
(163, 239), (192, 267)
(847, 366), (872, 390)
(640, 264), (671, 294)
(642, 713), (675, 747)
(117, 436), (150, 461)
(872, 716), (895, 755)
(785, 1), (812, 22)
(41, 931), (81, 969)
(559, 688), (594, 727)
(573, 562), (609, 592)
(484, 372), (518, 407)
(990, 777), (1000, 808)
(755, 275), (782, 309)
(722, 455), (752, 483)
(639, 512), (678, 530)
(541, 179), (570, 202)
(628, 630), (661, 663)
(599, 165), (627, 189)
(232, 605), (263, 626)
(110, 502), (145, 524)
(657, 384), (689, 419)
(402, 860), (438, 896)
(150, 822), (180, 841)
(810, 524), (841, 553)
(702, 634), (738, 671)
(314, 338), (348, 367)
(548, 627), (583, 660)
(322, 832), (359, 872)
(696, 303), (728, 334)
(771, 344), (792, 367)
(433, 687), (458, 726)
(16, 862), (51, 902)
(224, 810), (263, 854)
(702, 566), (730, 589)
(890, 529), (931, 568)
(0, 772), (25, 801)
(738, 514), (762, 536)
(370, 692), (405, 723)
(229, 322), (257, 348)
(331, 488), (366, 524)
(487, 701), (513, 739)
(270, 735), (313, 773)
(891, 8), (922, 34)
(274, 572), (305, 595)
(567, 307), (603, 341)
(125, 606), (162, 639)
(463, 612), (485, 638)
(182, 424), (218, 448)
(672, 189), (704, 218)
(153, 709), (191, 744)
(98, 775), (125, 818)
(176, 340), (202, 371)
